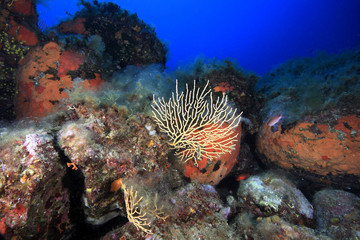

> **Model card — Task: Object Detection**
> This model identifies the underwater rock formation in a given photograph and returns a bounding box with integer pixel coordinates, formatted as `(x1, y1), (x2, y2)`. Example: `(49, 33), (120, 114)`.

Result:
(0, 129), (70, 239)
(256, 49), (360, 189)
(9, 18), (38, 46)
(103, 182), (237, 239)
(230, 172), (334, 239)
(7, 0), (39, 46)
(257, 113), (360, 188)
(56, 1), (167, 69)
(14, 42), (104, 119)
(57, 17), (88, 35)
(8, 0), (36, 16)
(233, 214), (330, 240)
(313, 189), (360, 239)
(237, 172), (314, 225)
(1, 0), (168, 121)
(0, 0), (38, 120)
(256, 50), (360, 125)
(58, 103), (170, 224)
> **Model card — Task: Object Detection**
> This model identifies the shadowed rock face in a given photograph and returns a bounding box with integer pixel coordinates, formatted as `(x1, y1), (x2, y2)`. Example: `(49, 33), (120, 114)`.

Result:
(0, 130), (70, 239)
(57, 1), (167, 69)
(314, 189), (360, 239)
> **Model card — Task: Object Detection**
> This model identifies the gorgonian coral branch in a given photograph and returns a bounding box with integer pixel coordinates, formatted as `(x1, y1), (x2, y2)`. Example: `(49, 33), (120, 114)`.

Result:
(152, 80), (242, 166)
(123, 184), (152, 234)
(122, 184), (168, 234)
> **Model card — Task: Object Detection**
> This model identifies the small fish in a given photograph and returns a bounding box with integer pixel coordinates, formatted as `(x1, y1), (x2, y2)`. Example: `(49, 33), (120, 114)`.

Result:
(236, 173), (250, 181)
(267, 114), (283, 127)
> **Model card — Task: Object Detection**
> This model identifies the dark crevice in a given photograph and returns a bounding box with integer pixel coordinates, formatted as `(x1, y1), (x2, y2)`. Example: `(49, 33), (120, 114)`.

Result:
(51, 135), (128, 240)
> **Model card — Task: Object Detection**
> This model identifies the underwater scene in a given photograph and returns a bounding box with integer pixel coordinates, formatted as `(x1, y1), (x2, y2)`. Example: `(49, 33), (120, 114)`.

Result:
(0, 0), (360, 239)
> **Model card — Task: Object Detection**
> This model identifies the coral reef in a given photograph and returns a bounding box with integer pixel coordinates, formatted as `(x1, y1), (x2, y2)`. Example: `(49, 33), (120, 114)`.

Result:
(57, 1), (167, 71)
(57, 102), (170, 225)
(1, 0), (168, 121)
(1, 0), (360, 239)
(0, 0), (47, 120)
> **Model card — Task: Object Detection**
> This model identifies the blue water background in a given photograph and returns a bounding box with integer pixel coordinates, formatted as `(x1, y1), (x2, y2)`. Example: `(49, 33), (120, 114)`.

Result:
(37, 0), (360, 75)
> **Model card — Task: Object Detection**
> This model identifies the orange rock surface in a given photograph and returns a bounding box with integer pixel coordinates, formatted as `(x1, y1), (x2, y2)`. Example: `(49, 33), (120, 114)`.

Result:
(58, 50), (85, 78)
(9, 19), (38, 46)
(57, 18), (88, 35)
(15, 42), (104, 119)
(257, 115), (360, 176)
(183, 123), (242, 185)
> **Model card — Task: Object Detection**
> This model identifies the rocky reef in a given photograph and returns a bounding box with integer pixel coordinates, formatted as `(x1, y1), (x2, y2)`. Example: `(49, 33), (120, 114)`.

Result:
(1, 0), (360, 239)
(256, 50), (360, 189)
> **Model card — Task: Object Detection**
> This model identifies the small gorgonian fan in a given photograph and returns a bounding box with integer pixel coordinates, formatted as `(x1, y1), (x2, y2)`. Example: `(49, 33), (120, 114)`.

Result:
(152, 80), (242, 166)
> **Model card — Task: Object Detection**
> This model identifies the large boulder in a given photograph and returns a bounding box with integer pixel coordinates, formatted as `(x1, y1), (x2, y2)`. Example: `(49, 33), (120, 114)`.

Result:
(257, 114), (360, 185)
(313, 189), (360, 239)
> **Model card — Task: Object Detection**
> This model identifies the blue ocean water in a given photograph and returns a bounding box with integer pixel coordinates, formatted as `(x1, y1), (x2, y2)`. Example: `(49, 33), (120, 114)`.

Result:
(37, 0), (360, 75)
